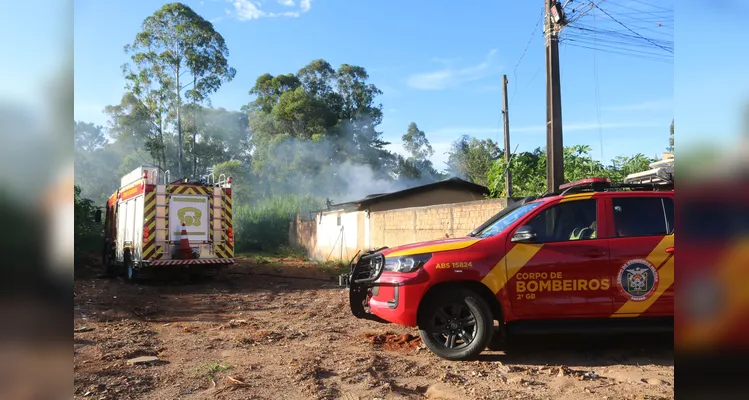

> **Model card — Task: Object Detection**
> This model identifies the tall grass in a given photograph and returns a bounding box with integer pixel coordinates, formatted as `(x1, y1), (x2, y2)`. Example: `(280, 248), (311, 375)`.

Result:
(234, 194), (322, 252)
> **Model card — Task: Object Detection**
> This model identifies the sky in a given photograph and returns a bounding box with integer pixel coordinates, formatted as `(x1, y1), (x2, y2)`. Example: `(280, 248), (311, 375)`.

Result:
(72, 0), (681, 171)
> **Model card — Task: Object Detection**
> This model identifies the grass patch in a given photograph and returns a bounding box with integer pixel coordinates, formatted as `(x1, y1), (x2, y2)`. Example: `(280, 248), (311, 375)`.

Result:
(204, 361), (231, 380)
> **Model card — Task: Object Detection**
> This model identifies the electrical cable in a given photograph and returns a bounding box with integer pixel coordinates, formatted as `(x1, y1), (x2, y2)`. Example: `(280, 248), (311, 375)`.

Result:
(510, 5), (545, 107)
(592, 8), (604, 163)
(592, 2), (674, 49)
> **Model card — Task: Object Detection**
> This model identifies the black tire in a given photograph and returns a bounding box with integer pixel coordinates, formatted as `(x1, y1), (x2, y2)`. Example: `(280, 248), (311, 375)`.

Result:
(418, 289), (494, 361)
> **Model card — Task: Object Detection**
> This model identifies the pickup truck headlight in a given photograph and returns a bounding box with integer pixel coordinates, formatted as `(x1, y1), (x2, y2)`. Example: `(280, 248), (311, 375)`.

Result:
(383, 254), (432, 273)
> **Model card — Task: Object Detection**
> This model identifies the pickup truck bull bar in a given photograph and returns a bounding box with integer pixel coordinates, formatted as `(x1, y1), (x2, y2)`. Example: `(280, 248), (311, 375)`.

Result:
(338, 247), (389, 323)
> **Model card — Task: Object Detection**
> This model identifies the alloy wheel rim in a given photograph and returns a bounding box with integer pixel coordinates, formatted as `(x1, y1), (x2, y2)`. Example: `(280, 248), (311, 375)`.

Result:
(429, 303), (477, 349)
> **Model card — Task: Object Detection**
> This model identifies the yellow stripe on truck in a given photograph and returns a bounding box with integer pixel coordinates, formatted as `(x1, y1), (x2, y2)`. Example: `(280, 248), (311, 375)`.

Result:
(481, 243), (544, 294)
(386, 239), (481, 258)
(559, 193), (595, 203)
(611, 255), (674, 317)
(610, 234), (675, 317)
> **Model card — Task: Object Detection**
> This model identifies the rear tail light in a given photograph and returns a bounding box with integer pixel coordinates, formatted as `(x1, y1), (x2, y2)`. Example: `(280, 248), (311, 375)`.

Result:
(143, 226), (149, 240)
(228, 228), (233, 243)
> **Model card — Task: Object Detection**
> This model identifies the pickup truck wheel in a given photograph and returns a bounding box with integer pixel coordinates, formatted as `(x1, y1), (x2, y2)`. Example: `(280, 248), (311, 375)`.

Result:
(418, 289), (493, 361)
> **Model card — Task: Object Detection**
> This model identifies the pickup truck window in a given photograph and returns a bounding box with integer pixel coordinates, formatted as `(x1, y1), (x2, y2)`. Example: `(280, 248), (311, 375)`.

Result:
(476, 201), (542, 238)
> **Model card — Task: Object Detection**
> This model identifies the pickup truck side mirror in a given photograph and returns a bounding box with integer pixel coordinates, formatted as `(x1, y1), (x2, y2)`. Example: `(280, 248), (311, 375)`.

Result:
(95, 209), (102, 223)
(511, 225), (536, 243)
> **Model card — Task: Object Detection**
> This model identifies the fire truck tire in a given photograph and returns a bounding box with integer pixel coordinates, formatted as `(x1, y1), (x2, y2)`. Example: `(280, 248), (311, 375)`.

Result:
(418, 289), (493, 361)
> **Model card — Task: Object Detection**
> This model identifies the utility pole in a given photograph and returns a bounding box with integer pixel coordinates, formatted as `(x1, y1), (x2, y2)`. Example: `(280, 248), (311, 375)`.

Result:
(545, 0), (566, 193)
(502, 74), (512, 198)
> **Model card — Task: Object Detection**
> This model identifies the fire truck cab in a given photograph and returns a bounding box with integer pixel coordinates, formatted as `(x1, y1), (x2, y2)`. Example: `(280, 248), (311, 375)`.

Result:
(341, 176), (674, 360)
(101, 166), (234, 281)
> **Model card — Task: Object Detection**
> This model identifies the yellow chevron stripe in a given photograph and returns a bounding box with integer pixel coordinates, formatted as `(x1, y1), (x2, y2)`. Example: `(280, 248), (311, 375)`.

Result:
(386, 239), (481, 258)
(481, 243), (544, 294)
(559, 193), (596, 203)
(645, 235), (674, 273)
(611, 255), (674, 317)
(215, 244), (228, 259)
(145, 209), (156, 223)
(609, 235), (675, 317)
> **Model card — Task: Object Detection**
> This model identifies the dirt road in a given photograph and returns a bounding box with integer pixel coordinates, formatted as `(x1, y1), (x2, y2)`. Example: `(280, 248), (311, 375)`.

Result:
(74, 257), (674, 400)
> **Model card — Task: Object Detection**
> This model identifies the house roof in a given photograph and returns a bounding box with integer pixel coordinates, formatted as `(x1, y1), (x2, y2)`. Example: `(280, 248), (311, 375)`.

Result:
(330, 177), (488, 211)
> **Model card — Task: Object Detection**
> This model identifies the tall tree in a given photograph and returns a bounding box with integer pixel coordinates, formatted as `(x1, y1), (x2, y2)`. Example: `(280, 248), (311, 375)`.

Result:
(74, 121), (108, 151)
(123, 2), (236, 178)
(445, 135), (502, 186)
(245, 59), (396, 195)
(397, 122), (441, 181)
(402, 122), (434, 160)
(667, 119), (674, 153)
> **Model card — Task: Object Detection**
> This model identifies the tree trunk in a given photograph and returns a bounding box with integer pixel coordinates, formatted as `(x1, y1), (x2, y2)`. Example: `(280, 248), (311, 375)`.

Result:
(192, 75), (197, 178)
(176, 65), (183, 178)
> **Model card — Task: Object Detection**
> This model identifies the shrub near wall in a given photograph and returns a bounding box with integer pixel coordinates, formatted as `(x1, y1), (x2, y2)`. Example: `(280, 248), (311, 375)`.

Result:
(234, 195), (322, 252)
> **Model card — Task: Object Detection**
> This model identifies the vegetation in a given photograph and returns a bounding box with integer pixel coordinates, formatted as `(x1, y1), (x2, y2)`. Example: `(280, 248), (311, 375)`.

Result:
(74, 185), (103, 260)
(74, 2), (673, 254)
(487, 145), (656, 198)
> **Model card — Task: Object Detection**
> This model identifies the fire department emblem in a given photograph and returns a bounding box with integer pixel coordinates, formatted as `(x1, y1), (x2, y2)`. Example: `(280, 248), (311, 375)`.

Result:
(617, 259), (658, 301)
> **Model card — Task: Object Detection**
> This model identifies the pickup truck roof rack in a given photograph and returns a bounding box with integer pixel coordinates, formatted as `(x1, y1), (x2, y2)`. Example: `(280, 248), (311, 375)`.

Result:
(558, 177), (674, 196)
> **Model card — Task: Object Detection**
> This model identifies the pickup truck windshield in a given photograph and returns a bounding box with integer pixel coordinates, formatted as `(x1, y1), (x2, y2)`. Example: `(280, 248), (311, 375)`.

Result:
(475, 201), (542, 238)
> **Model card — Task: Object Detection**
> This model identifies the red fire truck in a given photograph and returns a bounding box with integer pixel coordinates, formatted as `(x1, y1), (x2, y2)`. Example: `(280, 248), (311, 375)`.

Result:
(340, 177), (674, 360)
(100, 166), (234, 281)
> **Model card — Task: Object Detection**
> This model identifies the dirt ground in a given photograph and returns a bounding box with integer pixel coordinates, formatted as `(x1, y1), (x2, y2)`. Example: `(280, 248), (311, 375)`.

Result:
(74, 256), (674, 400)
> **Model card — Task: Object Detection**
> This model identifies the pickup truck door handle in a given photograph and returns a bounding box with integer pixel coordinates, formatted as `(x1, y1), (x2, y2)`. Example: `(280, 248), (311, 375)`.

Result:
(665, 247), (674, 254)
(583, 249), (607, 258)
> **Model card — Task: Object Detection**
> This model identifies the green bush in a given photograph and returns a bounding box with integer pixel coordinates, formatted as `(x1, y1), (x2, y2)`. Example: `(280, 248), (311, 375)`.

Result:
(234, 195), (322, 252)
(74, 185), (103, 257)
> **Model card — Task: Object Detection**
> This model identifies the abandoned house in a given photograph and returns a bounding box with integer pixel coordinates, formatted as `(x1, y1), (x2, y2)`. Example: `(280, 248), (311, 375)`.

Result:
(290, 177), (502, 261)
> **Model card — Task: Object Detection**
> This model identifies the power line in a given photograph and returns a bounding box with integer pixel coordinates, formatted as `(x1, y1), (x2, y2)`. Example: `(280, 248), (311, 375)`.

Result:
(625, 0), (673, 13)
(564, 31), (673, 53)
(510, 5), (545, 106)
(591, 2), (673, 54)
(592, 8), (604, 162)
(560, 41), (672, 62)
(568, 25), (673, 46)
(598, 0), (673, 23)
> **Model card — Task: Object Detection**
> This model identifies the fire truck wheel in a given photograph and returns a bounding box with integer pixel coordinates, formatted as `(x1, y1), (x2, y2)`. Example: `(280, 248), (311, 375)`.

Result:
(418, 289), (493, 361)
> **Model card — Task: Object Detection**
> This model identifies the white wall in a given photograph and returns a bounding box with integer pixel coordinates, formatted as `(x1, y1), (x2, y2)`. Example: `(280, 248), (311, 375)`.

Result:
(315, 209), (361, 261)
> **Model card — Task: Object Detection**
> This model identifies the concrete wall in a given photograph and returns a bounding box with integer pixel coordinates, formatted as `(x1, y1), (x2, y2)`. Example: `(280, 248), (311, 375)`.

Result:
(368, 198), (507, 249)
(290, 209), (364, 261)
(291, 197), (508, 262)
